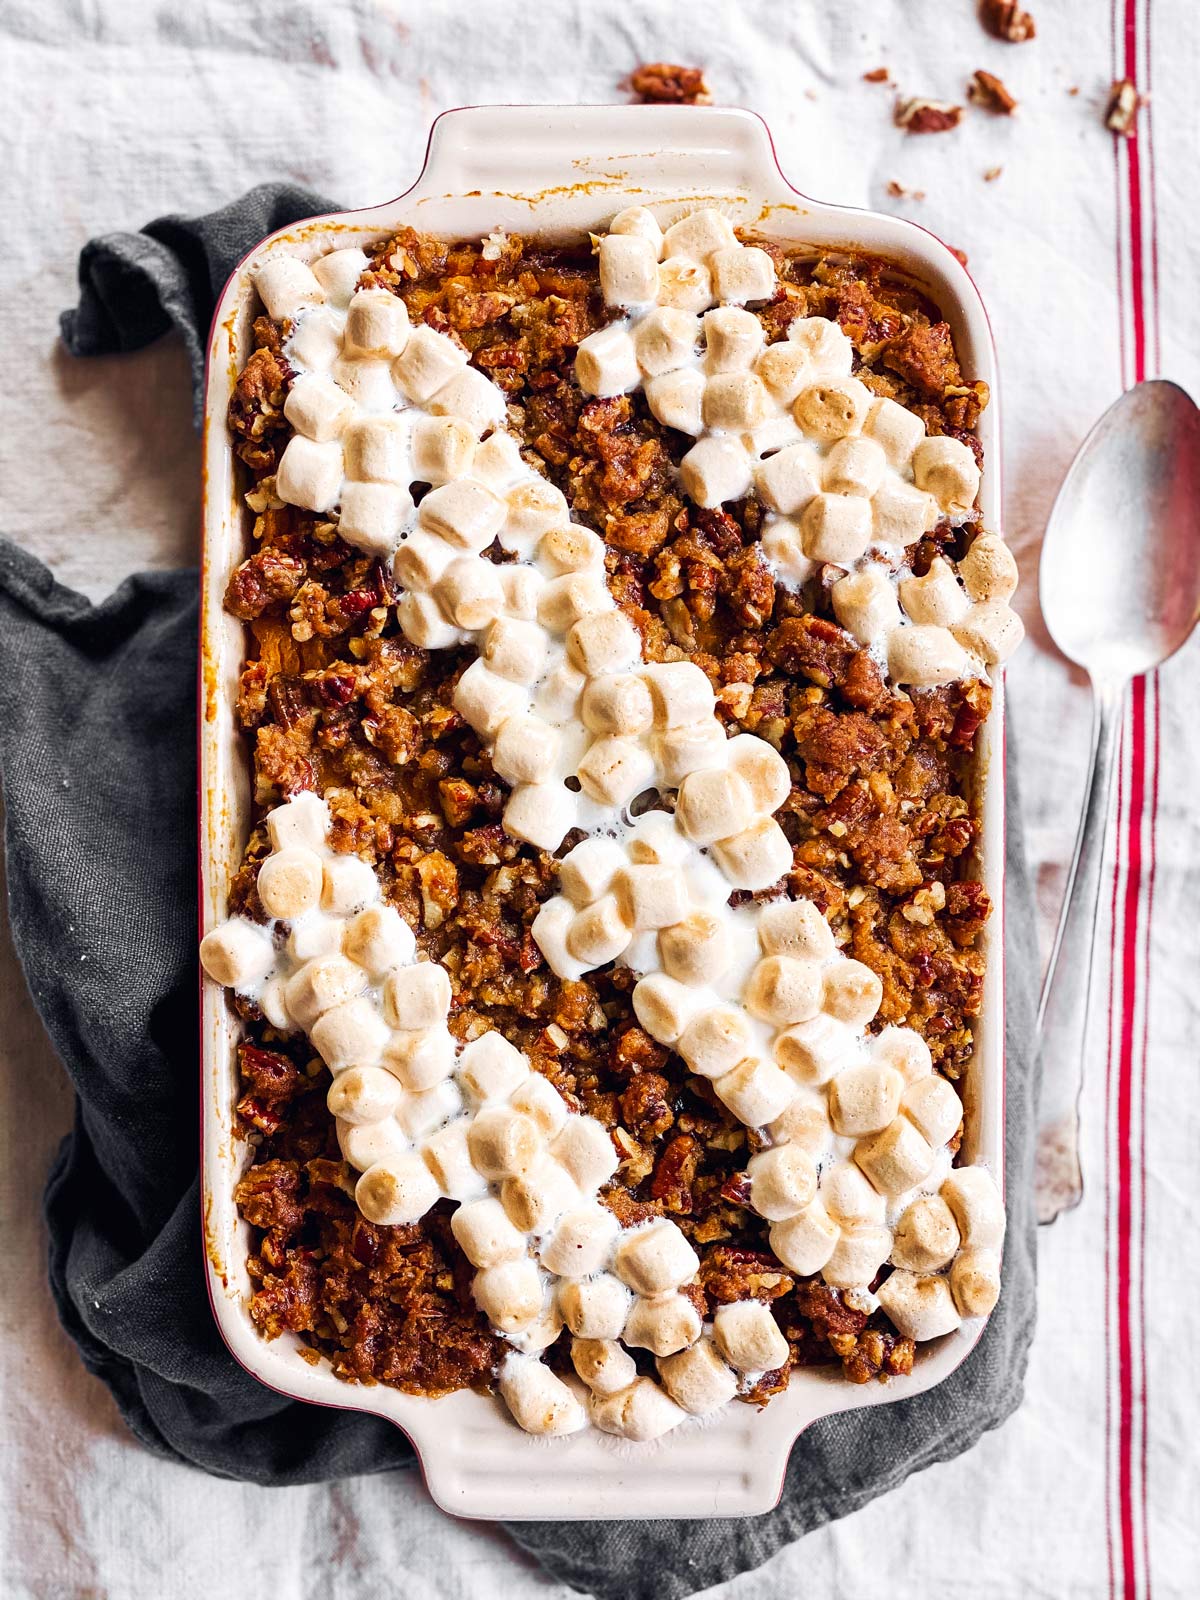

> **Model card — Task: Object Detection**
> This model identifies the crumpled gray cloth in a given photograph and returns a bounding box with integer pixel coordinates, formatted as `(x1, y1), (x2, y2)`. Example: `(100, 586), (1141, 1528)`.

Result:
(0, 186), (1038, 1600)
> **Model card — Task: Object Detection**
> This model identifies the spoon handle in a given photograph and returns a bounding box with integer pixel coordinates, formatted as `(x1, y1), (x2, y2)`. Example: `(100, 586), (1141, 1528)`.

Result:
(1034, 679), (1124, 1223)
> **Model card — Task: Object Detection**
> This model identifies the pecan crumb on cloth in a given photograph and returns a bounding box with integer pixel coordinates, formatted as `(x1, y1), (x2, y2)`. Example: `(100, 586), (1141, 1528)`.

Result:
(895, 98), (965, 134)
(629, 62), (712, 105)
(979, 0), (1037, 41)
(1106, 78), (1143, 136)
(969, 70), (1019, 115)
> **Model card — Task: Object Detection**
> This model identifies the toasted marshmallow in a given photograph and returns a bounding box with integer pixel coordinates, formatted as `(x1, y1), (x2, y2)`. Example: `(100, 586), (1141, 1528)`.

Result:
(418, 479), (506, 551)
(288, 307), (343, 372)
(823, 435), (888, 498)
(504, 478), (572, 548)
(311, 997), (389, 1073)
(610, 204), (665, 256)
(501, 1157), (580, 1233)
(715, 1056), (796, 1128)
(745, 955), (823, 1028)
(632, 974), (701, 1046)
(451, 1196), (528, 1269)
(871, 1026), (933, 1083)
(862, 395), (926, 464)
(712, 818), (793, 891)
(559, 1273), (632, 1340)
(552, 1114), (620, 1190)
(794, 377), (872, 441)
(499, 1354), (587, 1436)
(482, 617), (548, 685)
(466, 1106), (541, 1182)
(339, 481), (412, 555)
(320, 855), (380, 917)
(285, 954), (366, 1027)
(457, 1030), (529, 1104)
(642, 661), (716, 729)
(774, 1011), (857, 1085)
(469, 430), (525, 492)
(657, 1338), (738, 1415)
(541, 1205), (621, 1277)
(703, 305), (764, 371)
(436, 555), (505, 630)
(787, 315), (853, 371)
(891, 1194), (962, 1273)
(330, 355), (396, 409)
(381, 1024), (457, 1091)
(199, 917), (274, 991)
(769, 1199), (841, 1275)
(822, 1224), (894, 1289)
(876, 1268), (962, 1342)
(395, 1078), (462, 1140)
(566, 894), (633, 968)
(530, 897), (588, 982)
(713, 1299), (790, 1373)
(343, 287), (410, 359)
(872, 480), (940, 545)
(613, 863), (689, 932)
(950, 1247), (1002, 1317)
(396, 590), (463, 649)
(678, 1005), (755, 1079)
(427, 365), (507, 436)
(623, 1293), (702, 1357)
(748, 1143), (818, 1220)
(829, 1063), (904, 1137)
(952, 601), (1025, 665)
(663, 208), (738, 261)
(539, 528), (604, 579)
(767, 1091), (834, 1155)
(410, 414), (476, 485)
(453, 659), (526, 738)
(614, 1219), (700, 1296)
(275, 435), (344, 513)
(679, 435), (753, 509)
(757, 341), (817, 405)
(474, 1257), (544, 1334)
(558, 836), (626, 906)
(581, 673), (654, 736)
(598, 233), (660, 307)
(566, 610), (641, 676)
(760, 519), (814, 587)
(887, 623), (973, 688)
(902, 1075), (963, 1147)
(702, 371), (771, 431)
(575, 323), (640, 398)
(343, 415), (409, 484)
(900, 557), (970, 629)
(710, 244), (776, 305)
(576, 736), (656, 809)
(391, 323), (468, 402)
(589, 1378), (685, 1442)
(311, 247), (368, 307)
(800, 492), (873, 565)
(327, 1064), (404, 1126)
(627, 810), (690, 865)
(573, 1336), (639, 1396)
(855, 1117), (935, 1196)
(758, 898), (836, 961)
(823, 959), (884, 1026)
(644, 368), (705, 435)
(820, 1159), (887, 1227)
(676, 767), (756, 847)
(338, 1114), (410, 1173)
(831, 565), (900, 647)
(959, 534), (1019, 604)
(912, 435), (980, 518)
(657, 256), (716, 313)
(492, 715), (561, 785)
(393, 529), (454, 592)
(289, 914), (347, 965)
(266, 793), (328, 853)
(284, 373), (357, 444)
(256, 255), (324, 321)
(754, 442), (821, 514)
(356, 1154), (440, 1225)
(658, 911), (732, 986)
(382, 961), (451, 1030)
(503, 782), (578, 853)
(499, 564), (545, 620)
(256, 848), (322, 921)
(510, 1074), (570, 1139)
(940, 1165), (1006, 1250)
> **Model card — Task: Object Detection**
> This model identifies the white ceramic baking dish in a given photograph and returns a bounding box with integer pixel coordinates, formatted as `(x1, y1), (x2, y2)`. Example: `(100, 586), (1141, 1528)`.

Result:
(199, 104), (1005, 1521)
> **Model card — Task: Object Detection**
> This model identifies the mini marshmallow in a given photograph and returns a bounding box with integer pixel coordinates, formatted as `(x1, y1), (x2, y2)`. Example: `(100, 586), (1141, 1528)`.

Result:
(950, 1247), (1002, 1318)
(436, 555), (505, 630)
(589, 1379), (685, 1442)
(321, 855), (380, 917)
(559, 1273), (631, 1339)
(266, 793), (328, 853)
(863, 395), (926, 465)
(451, 1196), (527, 1269)
(566, 610), (641, 675)
(872, 480), (940, 545)
(339, 482), (412, 556)
(288, 308), (344, 372)
(453, 659), (526, 738)
(537, 571), (611, 632)
(467, 1106), (541, 1182)
(676, 767), (756, 847)
(539, 525), (605, 576)
(530, 897), (588, 982)
(474, 1257), (544, 1334)
(470, 429), (526, 492)
(382, 1024), (457, 1091)
(757, 341), (817, 405)
(760, 519), (814, 587)
(678, 1005), (756, 1080)
(959, 534), (1019, 603)
(258, 975), (291, 1030)
(391, 323), (468, 403)
(633, 302), (700, 374)
(344, 288), (411, 359)
(541, 1205), (621, 1278)
(614, 1219), (699, 1296)
(396, 591), (463, 649)
(654, 722), (739, 787)
(657, 1338), (738, 1415)
(395, 1078), (462, 1140)
(902, 1074), (963, 1147)
(498, 564), (545, 620)
(418, 479), (506, 552)
(576, 736), (656, 809)
(820, 1160), (887, 1227)
(623, 1293), (702, 1357)
(823, 435), (888, 499)
(510, 1074), (570, 1139)
(330, 355), (397, 409)
(663, 208), (738, 261)
(275, 435), (344, 513)
(745, 954), (823, 1028)
(822, 1224), (894, 1289)
(613, 863), (689, 931)
(891, 1194), (962, 1273)
(501, 1157), (580, 1232)
(288, 916), (345, 965)
(410, 414), (476, 485)
(256, 848), (323, 921)
(343, 416), (409, 484)
(457, 1030), (529, 1104)
(876, 1269), (962, 1342)
(711, 818), (793, 891)
(715, 1056), (797, 1128)
(311, 997), (389, 1073)
(482, 617), (547, 685)
(338, 1114), (411, 1173)
(774, 1011), (858, 1085)
(255, 255), (324, 321)
(492, 716), (561, 785)
(912, 435), (981, 517)
(767, 1090), (834, 1155)
(311, 247), (368, 307)
(503, 783), (578, 853)
(382, 961), (451, 1030)
(657, 256), (716, 313)
(713, 1299), (790, 1373)
(831, 565), (901, 647)
(703, 306), (764, 371)
(940, 1166), (1006, 1250)
(900, 557), (970, 629)
(610, 204), (665, 256)
(504, 478), (572, 548)
(702, 371), (771, 431)
(829, 1062), (904, 1137)
(871, 1026), (933, 1083)
(644, 368), (705, 435)
(747, 1143), (818, 1220)
(679, 435), (753, 508)
(887, 624), (973, 688)
(754, 442), (822, 514)
(658, 911), (730, 986)
(566, 894), (633, 967)
(284, 373), (357, 443)
(710, 244), (776, 304)
(573, 1337), (639, 1396)
(552, 1115), (620, 1190)
(559, 836), (626, 906)
(794, 378), (872, 442)
(575, 323), (640, 398)
(758, 898), (837, 961)
(823, 960), (884, 1026)
(499, 1354), (586, 1436)
(356, 1154), (441, 1225)
(627, 810), (690, 866)
(769, 1200), (841, 1275)
(285, 954), (366, 1027)
(581, 673), (654, 736)
(787, 315), (854, 371)
(642, 661), (716, 729)
(199, 917), (275, 991)
(394, 530), (454, 592)
(598, 233), (660, 307)
(427, 365), (507, 436)
(506, 1297), (567, 1357)
(632, 974), (699, 1045)
(855, 1117), (936, 1196)
(800, 492), (873, 565)
(327, 1064), (404, 1126)
(952, 601), (1025, 665)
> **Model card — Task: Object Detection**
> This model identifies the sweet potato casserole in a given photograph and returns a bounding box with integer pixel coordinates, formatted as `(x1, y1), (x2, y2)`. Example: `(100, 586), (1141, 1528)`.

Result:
(201, 206), (1019, 1441)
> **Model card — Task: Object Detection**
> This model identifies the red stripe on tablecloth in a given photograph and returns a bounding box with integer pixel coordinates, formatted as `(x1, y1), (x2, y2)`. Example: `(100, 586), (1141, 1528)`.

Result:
(1104, 699), (1126, 1600)
(1139, 678), (1160, 1599)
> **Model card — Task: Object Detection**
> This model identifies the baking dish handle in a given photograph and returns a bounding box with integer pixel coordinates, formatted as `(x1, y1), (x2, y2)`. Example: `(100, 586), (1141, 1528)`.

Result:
(406, 104), (801, 207)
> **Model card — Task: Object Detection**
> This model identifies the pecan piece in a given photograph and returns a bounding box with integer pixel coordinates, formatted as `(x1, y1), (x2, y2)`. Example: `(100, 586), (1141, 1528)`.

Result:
(1105, 79), (1142, 137)
(894, 98), (964, 134)
(969, 69), (1018, 113)
(629, 62), (711, 105)
(979, 0), (1036, 42)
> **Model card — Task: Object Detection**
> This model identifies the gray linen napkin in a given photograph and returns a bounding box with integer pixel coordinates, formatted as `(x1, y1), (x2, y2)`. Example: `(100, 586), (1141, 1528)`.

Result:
(0, 187), (1040, 1599)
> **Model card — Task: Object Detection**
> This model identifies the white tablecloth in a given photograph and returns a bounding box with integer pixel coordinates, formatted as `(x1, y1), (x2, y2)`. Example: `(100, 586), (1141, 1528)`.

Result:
(2, 1), (1197, 1594)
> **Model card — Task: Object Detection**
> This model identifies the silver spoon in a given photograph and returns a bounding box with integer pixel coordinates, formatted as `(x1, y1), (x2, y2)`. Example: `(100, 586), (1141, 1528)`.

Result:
(1036, 379), (1200, 1223)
